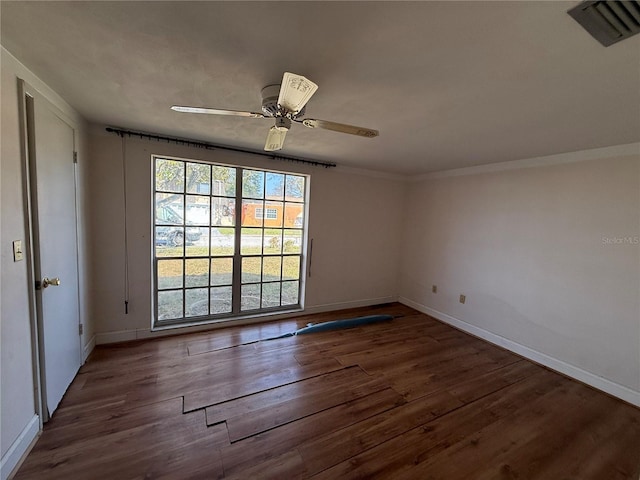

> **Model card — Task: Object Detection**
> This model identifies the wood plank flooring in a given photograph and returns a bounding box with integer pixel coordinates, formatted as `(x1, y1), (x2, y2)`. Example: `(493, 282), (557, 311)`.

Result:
(14, 303), (640, 479)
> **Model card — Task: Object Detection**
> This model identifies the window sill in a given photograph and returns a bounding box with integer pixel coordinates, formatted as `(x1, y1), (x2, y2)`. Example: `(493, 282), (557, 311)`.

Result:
(152, 306), (304, 332)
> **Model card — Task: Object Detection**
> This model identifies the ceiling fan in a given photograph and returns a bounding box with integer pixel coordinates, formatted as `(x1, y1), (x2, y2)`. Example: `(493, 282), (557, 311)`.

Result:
(171, 72), (379, 152)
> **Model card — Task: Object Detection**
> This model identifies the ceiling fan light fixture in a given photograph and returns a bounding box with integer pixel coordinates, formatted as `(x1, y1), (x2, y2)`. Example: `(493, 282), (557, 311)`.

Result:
(265, 126), (287, 151)
(275, 116), (291, 131)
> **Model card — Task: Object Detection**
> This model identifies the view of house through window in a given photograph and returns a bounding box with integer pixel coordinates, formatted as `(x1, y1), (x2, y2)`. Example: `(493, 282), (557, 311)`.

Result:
(153, 156), (307, 324)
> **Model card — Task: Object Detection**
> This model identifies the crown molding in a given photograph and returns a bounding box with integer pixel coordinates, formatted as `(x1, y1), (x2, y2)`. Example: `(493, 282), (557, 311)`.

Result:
(411, 143), (640, 182)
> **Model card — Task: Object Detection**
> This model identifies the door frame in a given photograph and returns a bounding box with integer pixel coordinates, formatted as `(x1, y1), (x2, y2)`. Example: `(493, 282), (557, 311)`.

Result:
(18, 79), (83, 425)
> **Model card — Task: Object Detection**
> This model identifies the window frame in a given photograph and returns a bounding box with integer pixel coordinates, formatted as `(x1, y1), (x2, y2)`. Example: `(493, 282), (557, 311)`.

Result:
(151, 155), (308, 329)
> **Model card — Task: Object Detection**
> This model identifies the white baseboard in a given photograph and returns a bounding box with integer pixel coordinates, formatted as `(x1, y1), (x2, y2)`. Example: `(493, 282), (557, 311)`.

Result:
(1, 415), (39, 480)
(399, 297), (640, 407)
(95, 329), (138, 345)
(95, 296), (399, 345)
(82, 334), (96, 363)
(303, 296), (398, 315)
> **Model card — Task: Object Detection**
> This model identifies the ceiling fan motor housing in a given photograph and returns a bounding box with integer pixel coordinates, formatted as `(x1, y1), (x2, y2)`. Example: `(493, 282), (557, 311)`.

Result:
(261, 83), (305, 118)
(261, 84), (280, 117)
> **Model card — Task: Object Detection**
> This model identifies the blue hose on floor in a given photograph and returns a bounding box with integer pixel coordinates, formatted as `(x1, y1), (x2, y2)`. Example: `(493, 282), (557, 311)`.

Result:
(295, 314), (394, 335)
(266, 314), (394, 340)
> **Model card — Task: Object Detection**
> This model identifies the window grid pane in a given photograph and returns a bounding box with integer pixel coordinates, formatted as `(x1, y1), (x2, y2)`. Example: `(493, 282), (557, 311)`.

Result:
(154, 156), (306, 324)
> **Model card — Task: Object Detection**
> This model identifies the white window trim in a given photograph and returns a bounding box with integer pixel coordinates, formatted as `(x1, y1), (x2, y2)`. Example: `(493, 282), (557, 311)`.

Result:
(152, 155), (309, 328)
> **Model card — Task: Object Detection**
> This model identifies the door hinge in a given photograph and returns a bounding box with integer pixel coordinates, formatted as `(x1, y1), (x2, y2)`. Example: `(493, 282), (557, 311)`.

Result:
(78, 324), (83, 336)
(73, 151), (78, 164)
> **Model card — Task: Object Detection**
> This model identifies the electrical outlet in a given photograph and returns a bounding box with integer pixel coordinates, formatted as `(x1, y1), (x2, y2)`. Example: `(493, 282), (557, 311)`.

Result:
(459, 294), (466, 304)
(432, 285), (437, 293)
(13, 240), (24, 261)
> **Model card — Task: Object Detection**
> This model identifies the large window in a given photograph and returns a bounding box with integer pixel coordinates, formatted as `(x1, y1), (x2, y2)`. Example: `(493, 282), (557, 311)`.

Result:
(153, 156), (307, 325)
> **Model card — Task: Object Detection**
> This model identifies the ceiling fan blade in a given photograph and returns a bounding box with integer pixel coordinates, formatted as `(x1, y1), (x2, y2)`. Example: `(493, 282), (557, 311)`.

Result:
(301, 119), (379, 138)
(171, 105), (264, 118)
(277, 72), (318, 114)
(264, 126), (287, 151)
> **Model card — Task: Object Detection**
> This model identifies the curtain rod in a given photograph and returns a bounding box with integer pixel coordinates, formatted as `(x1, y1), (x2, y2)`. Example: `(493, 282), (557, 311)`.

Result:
(105, 127), (337, 169)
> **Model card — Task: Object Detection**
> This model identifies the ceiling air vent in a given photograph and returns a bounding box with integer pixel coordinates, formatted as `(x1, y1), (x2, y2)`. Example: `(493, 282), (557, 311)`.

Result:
(568, 0), (640, 46)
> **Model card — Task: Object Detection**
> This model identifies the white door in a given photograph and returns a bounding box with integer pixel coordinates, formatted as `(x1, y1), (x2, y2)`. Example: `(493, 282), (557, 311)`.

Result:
(24, 83), (82, 420)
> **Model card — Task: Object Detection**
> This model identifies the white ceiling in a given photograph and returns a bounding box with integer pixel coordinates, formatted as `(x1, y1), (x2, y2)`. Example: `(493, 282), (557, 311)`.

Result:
(2, 1), (639, 175)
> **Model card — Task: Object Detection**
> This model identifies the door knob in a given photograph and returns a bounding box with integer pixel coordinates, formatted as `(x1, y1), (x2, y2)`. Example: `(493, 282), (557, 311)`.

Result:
(42, 277), (61, 288)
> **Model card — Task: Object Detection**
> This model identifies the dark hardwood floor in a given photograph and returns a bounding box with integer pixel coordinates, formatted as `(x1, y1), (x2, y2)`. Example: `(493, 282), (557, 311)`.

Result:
(14, 304), (640, 479)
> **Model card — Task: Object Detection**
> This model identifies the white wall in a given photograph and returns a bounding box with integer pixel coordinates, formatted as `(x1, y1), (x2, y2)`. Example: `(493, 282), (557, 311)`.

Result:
(1, 49), (37, 469)
(400, 147), (640, 405)
(0, 48), (91, 478)
(88, 128), (405, 342)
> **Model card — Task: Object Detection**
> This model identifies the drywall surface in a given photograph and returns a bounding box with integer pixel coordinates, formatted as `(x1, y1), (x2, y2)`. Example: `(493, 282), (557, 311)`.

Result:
(400, 151), (640, 396)
(1, 48), (36, 461)
(88, 128), (404, 340)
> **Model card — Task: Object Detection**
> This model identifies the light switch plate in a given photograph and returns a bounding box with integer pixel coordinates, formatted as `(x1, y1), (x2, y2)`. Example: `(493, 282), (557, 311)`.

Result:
(459, 294), (466, 304)
(13, 240), (24, 261)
